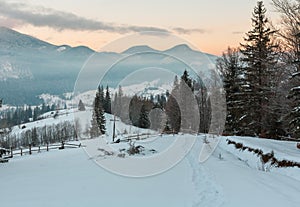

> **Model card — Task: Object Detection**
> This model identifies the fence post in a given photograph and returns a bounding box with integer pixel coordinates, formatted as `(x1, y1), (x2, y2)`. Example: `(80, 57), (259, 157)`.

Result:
(47, 142), (49, 151)
(10, 147), (13, 158)
(20, 148), (22, 156)
(61, 141), (65, 150)
(38, 146), (40, 153)
(29, 144), (32, 155)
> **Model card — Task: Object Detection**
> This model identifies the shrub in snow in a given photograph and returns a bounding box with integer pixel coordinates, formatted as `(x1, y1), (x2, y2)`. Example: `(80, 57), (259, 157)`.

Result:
(235, 142), (243, 150)
(260, 151), (274, 165)
(127, 141), (144, 155)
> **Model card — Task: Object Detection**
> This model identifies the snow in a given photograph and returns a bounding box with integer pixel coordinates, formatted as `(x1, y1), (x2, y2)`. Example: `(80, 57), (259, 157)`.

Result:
(0, 61), (33, 80)
(291, 86), (300, 91)
(39, 80), (171, 109)
(57, 46), (67, 52)
(1, 108), (300, 206)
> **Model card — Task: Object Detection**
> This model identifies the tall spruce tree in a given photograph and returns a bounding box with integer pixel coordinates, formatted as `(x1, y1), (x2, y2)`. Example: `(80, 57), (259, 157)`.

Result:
(104, 86), (112, 114)
(138, 104), (150, 129)
(165, 94), (181, 133)
(240, 1), (279, 136)
(217, 47), (244, 135)
(78, 99), (86, 111)
(165, 71), (199, 133)
(165, 75), (180, 133)
(92, 86), (106, 135)
(113, 85), (123, 118)
(90, 107), (101, 138)
(179, 70), (198, 132)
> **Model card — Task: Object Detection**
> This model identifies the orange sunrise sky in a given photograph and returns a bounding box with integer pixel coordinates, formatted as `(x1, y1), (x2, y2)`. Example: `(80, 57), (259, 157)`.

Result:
(0, 0), (280, 55)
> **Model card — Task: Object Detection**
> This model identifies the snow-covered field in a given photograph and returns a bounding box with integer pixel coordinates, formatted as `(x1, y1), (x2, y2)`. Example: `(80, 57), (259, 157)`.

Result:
(1, 108), (300, 207)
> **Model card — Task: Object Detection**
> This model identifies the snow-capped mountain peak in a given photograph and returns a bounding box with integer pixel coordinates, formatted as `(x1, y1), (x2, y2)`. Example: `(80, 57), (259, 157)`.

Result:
(122, 45), (158, 54)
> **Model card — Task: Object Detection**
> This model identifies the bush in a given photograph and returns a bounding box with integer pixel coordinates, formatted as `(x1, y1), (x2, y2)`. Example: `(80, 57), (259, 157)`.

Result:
(235, 142), (243, 150)
(127, 141), (144, 155)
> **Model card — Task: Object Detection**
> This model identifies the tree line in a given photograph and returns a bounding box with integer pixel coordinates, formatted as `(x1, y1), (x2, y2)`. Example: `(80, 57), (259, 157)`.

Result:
(0, 103), (59, 129)
(0, 121), (77, 149)
(108, 71), (211, 134)
(217, 0), (300, 139)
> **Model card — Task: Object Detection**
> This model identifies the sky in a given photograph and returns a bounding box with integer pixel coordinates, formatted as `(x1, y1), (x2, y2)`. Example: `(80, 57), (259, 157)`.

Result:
(0, 0), (280, 55)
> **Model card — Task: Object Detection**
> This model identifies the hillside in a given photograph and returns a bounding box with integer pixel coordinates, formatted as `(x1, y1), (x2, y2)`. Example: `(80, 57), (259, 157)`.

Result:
(0, 108), (299, 207)
(0, 27), (218, 105)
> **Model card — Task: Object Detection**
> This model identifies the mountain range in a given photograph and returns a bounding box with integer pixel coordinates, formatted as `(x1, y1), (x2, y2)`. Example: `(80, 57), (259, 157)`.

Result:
(0, 27), (218, 105)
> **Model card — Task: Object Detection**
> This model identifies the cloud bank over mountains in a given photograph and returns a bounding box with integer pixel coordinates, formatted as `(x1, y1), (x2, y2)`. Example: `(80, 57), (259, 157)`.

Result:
(0, 0), (206, 35)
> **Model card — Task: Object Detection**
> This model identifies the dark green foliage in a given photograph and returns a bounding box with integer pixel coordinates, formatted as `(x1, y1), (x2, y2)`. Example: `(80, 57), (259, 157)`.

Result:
(0, 104), (56, 129)
(104, 86), (112, 114)
(165, 70), (203, 134)
(217, 47), (244, 135)
(163, 120), (172, 134)
(239, 1), (279, 136)
(218, 1), (284, 138)
(129, 95), (153, 128)
(138, 105), (150, 129)
(90, 109), (101, 138)
(78, 99), (86, 111)
(94, 86), (106, 135)
(165, 94), (181, 133)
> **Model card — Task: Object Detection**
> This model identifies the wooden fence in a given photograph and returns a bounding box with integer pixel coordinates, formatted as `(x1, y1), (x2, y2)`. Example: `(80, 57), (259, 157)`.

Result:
(0, 141), (83, 162)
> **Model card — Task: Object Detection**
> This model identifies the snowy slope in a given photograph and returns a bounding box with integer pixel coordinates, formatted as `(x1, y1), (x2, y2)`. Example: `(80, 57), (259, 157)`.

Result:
(0, 108), (300, 207)
(39, 80), (172, 109)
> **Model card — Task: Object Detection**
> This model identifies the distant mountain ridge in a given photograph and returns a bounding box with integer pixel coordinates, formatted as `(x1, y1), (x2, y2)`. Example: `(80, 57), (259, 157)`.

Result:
(0, 27), (218, 105)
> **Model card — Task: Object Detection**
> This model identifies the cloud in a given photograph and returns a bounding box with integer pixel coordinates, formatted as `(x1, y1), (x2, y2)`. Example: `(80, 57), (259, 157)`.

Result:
(0, 0), (169, 33)
(172, 27), (207, 34)
(0, 17), (22, 28)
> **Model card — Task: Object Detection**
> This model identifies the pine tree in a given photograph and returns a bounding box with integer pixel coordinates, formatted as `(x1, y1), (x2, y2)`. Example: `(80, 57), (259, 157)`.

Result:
(51, 104), (56, 111)
(113, 85), (123, 118)
(41, 103), (46, 113)
(27, 106), (33, 121)
(179, 70), (198, 132)
(94, 86), (106, 135)
(78, 99), (86, 111)
(31, 127), (38, 146)
(33, 106), (39, 121)
(104, 86), (112, 114)
(181, 70), (193, 90)
(90, 108), (101, 138)
(217, 47), (245, 135)
(173, 75), (179, 87)
(163, 119), (172, 134)
(165, 76), (181, 133)
(240, 1), (279, 136)
(138, 104), (150, 129)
